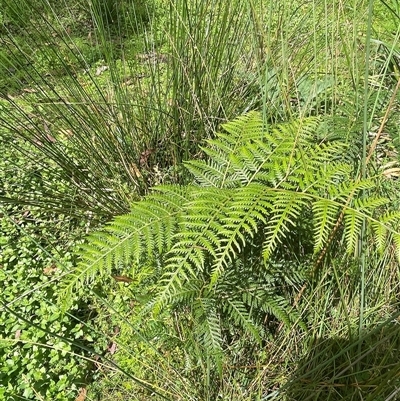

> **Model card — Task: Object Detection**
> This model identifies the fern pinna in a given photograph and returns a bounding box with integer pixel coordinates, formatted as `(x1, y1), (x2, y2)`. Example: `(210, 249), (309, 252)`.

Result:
(62, 111), (400, 368)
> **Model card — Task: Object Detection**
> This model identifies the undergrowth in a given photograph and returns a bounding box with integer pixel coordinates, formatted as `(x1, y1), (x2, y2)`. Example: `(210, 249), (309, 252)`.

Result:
(0, 0), (399, 400)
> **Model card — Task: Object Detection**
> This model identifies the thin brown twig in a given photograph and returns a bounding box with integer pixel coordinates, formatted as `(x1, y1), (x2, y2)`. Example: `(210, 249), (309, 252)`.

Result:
(366, 77), (400, 165)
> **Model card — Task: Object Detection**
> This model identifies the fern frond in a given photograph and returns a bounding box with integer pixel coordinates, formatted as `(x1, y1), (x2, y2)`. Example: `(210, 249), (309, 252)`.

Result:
(301, 163), (351, 193)
(210, 183), (271, 285)
(393, 233), (400, 262)
(185, 111), (265, 188)
(330, 180), (375, 203)
(223, 298), (262, 344)
(61, 185), (189, 306)
(260, 294), (298, 330)
(344, 208), (366, 255)
(192, 297), (224, 374)
(62, 111), (400, 345)
(343, 197), (389, 254)
(371, 211), (400, 254)
(154, 186), (243, 311)
(313, 199), (340, 254)
(262, 190), (309, 260)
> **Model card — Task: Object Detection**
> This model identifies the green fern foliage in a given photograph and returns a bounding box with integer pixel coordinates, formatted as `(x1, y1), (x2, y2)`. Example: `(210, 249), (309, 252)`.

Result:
(62, 111), (400, 367)
(63, 185), (189, 299)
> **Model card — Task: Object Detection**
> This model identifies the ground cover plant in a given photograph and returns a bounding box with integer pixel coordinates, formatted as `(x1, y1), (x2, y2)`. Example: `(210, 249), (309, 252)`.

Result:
(0, 132), (103, 399)
(0, 0), (400, 400)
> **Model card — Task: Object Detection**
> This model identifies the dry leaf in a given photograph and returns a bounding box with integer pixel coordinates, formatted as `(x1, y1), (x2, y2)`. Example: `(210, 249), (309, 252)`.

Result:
(58, 129), (74, 138)
(129, 163), (142, 179)
(112, 275), (133, 283)
(43, 264), (58, 275)
(75, 387), (87, 401)
(108, 342), (117, 355)
(383, 167), (400, 179)
(139, 148), (155, 167)
(22, 88), (37, 93)
(96, 65), (109, 75)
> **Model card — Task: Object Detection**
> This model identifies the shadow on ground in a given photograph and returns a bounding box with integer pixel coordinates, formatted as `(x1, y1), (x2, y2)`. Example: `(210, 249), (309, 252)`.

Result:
(282, 313), (400, 401)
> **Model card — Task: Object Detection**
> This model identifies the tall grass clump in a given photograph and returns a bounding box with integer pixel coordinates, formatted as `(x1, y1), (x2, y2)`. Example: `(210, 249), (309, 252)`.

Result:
(0, 0), (265, 218)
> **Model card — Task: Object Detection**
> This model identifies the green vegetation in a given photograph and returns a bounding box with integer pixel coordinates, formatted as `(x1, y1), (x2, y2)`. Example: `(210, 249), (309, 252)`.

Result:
(0, 0), (400, 400)
(0, 134), (98, 399)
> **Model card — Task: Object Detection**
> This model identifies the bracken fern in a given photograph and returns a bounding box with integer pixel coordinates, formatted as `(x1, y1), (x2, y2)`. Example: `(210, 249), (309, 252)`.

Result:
(61, 111), (400, 368)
